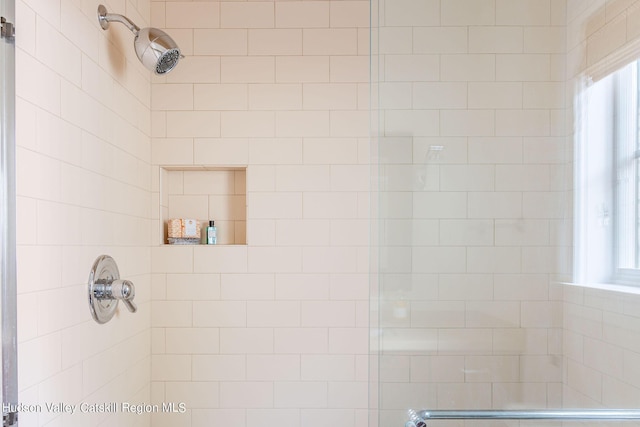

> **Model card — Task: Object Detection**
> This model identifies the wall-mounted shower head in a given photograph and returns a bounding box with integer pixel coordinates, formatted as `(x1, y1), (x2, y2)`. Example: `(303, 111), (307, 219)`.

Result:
(97, 5), (182, 75)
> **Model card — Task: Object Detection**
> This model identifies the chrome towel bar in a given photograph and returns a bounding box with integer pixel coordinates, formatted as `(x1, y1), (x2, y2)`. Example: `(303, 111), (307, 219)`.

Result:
(408, 409), (640, 425)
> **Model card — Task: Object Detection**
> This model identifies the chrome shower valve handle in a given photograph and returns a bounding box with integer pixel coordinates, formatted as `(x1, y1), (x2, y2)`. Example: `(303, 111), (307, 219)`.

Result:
(95, 279), (137, 313)
(88, 255), (138, 323)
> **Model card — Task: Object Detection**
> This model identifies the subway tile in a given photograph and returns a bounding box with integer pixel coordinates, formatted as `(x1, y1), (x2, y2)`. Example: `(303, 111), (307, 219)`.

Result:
(441, 54), (496, 81)
(249, 192), (303, 219)
(151, 355), (191, 381)
(250, 30), (303, 56)
(467, 247), (522, 273)
(274, 382), (327, 408)
(194, 84), (248, 111)
(330, 1), (369, 28)
(330, 219), (369, 246)
(496, 165), (551, 191)
(276, 56), (330, 83)
(379, 27), (413, 54)
(221, 274), (275, 300)
(276, 2), (330, 28)
(302, 355), (355, 381)
(152, 84), (194, 111)
(413, 82), (467, 109)
(192, 355), (246, 381)
(468, 192), (523, 218)
(441, 110), (495, 137)
(302, 409), (357, 427)
(220, 328), (274, 354)
(222, 57), (275, 83)
(497, 110), (550, 136)
(166, 2), (220, 28)
(275, 274), (330, 300)
(275, 328), (329, 354)
(248, 138), (303, 165)
(329, 328), (368, 354)
(442, 0), (495, 25)
(303, 247), (359, 273)
(329, 382), (368, 409)
(440, 219), (495, 246)
(152, 301), (193, 327)
(330, 56), (369, 82)
(221, 2), (275, 28)
(411, 247), (467, 273)
(385, 54), (439, 81)
(331, 111), (369, 138)
(165, 328), (220, 354)
(413, 27), (467, 54)
(303, 29), (358, 55)
(440, 165), (495, 191)
(166, 273), (221, 300)
(301, 301), (356, 327)
(414, 192), (467, 218)
(166, 56), (221, 84)
(222, 111), (275, 137)
(466, 301), (521, 328)
(469, 27), (523, 53)
(165, 382), (220, 408)
(275, 219), (331, 245)
(247, 355), (301, 381)
(523, 82), (565, 109)
(192, 29), (248, 56)
(276, 111), (330, 137)
(35, 16), (81, 85)
(250, 84), (303, 110)
(303, 84), (358, 110)
(153, 139), (195, 165)
(496, 0), (551, 25)
(248, 247), (303, 273)
(166, 111), (221, 138)
(496, 219), (551, 246)
(524, 27), (567, 53)
(248, 409), (300, 427)
(194, 138), (249, 165)
(438, 329), (493, 354)
(439, 274), (494, 300)
(468, 137), (523, 164)
(303, 138), (359, 164)
(385, 110), (439, 136)
(193, 245), (248, 273)
(220, 382), (274, 408)
(193, 301), (247, 327)
(496, 54), (551, 81)
(385, 0), (439, 26)
(469, 83), (523, 109)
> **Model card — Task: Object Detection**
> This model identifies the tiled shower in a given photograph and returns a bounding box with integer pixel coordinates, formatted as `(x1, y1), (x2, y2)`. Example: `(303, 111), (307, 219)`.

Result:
(10, 0), (640, 426)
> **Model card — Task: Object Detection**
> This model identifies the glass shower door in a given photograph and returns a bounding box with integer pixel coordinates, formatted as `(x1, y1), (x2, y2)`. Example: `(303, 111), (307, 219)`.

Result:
(370, 1), (640, 426)
(0, 0), (18, 425)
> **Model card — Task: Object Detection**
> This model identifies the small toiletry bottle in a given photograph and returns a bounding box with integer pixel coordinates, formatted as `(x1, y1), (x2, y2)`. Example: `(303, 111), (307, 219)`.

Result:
(206, 220), (217, 245)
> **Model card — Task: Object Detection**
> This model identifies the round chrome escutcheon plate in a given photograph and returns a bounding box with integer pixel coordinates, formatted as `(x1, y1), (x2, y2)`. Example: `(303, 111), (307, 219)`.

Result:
(88, 254), (120, 324)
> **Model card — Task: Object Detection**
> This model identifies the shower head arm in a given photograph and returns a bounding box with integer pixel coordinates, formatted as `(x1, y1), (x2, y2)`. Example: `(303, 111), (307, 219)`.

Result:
(97, 5), (140, 35)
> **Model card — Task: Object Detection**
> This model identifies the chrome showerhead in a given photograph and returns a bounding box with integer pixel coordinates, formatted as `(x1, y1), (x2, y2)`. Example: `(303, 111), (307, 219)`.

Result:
(97, 5), (182, 75)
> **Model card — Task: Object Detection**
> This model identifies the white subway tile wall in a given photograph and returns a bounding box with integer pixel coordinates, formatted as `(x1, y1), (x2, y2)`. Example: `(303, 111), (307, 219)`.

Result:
(151, 1), (369, 425)
(15, 0), (153, 425)
(15, 0), (640, 426)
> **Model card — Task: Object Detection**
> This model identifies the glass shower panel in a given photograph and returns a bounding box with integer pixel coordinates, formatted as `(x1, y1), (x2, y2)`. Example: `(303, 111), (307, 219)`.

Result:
(372, 0), (571, 426)
(370, 1), (640, 426)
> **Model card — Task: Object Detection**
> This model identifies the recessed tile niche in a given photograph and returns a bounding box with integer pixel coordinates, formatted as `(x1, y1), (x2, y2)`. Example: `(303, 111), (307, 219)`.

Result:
(160, 166), (247, 245)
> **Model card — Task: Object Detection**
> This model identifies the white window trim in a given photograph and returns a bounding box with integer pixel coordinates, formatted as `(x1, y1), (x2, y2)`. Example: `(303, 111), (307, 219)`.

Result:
(574, 51), (640, 292)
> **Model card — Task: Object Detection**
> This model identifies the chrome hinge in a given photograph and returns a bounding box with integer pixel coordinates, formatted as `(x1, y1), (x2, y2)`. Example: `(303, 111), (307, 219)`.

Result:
(3, 411), (17, 427)
(1, 17), (15, 40)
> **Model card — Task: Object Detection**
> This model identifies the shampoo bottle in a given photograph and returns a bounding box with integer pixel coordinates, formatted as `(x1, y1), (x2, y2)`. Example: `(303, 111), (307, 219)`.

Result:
(206, 220), (217, 245)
